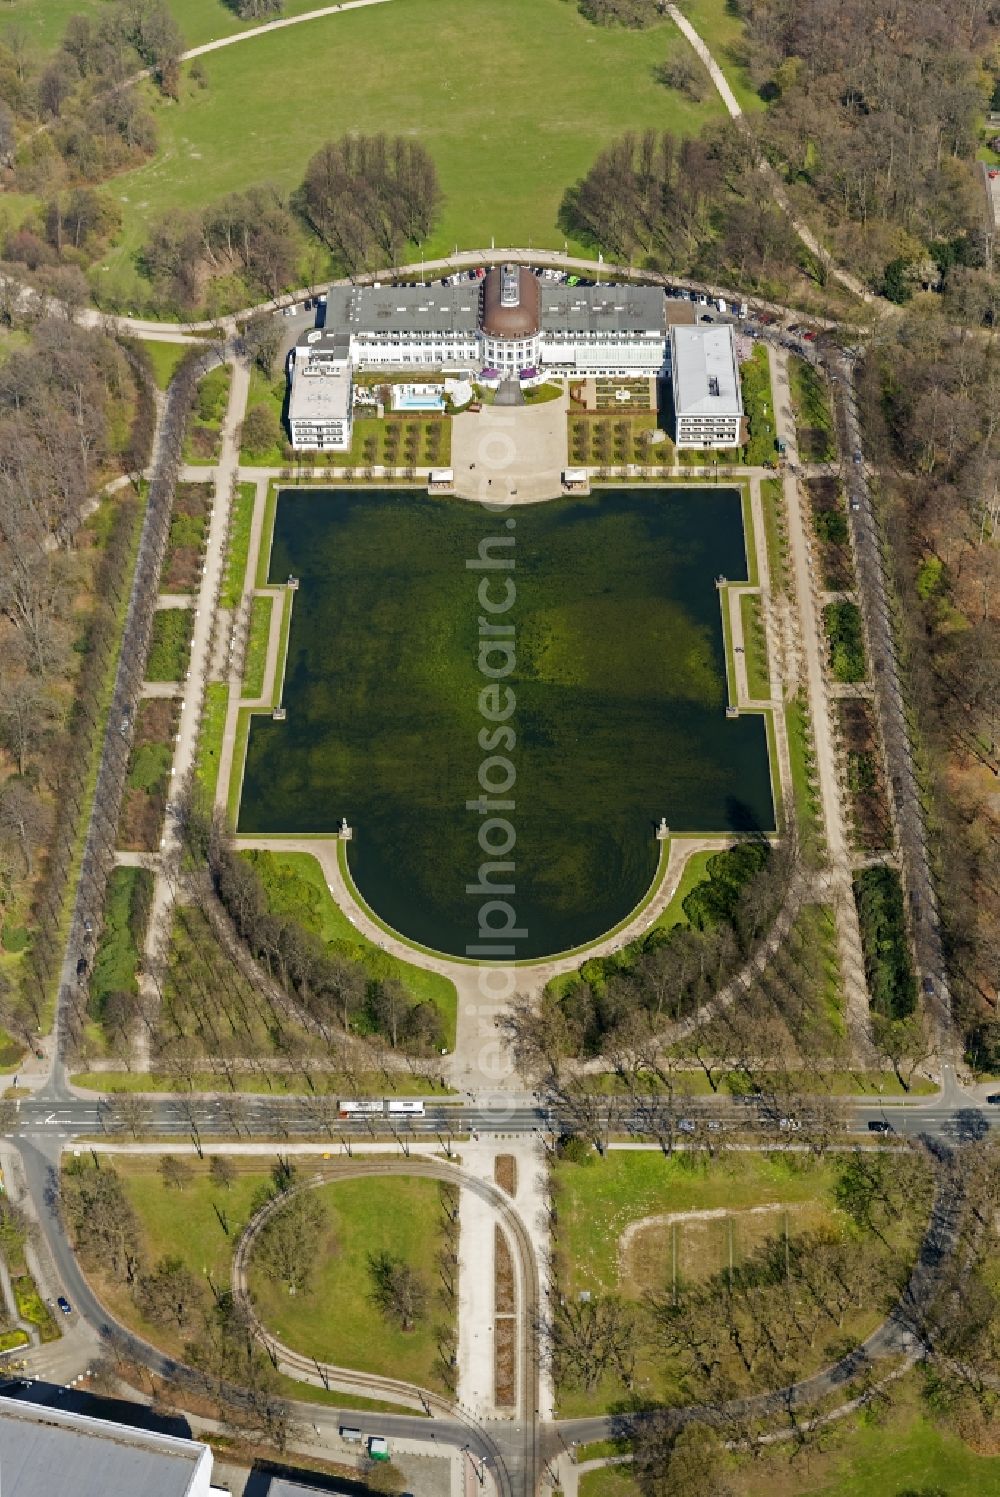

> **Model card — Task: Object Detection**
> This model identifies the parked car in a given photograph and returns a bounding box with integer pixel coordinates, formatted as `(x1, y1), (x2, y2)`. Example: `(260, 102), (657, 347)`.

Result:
(57, 1296), (72, 1316)
(867, 1119), (893, 1134)
(778, 1117), (801, 1131)
(986, 1094), (1000, 1105)
(850, 497), (862, 511)
(853, 449), (863, 464)
(677, 1118), (696, 1134)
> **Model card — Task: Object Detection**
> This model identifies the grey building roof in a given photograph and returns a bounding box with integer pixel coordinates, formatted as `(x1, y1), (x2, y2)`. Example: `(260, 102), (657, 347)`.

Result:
(324, 282), (480, 338)
(670, 325), (743, 417)
(541, 284), (666, 335)
(0, 1397), (209, 1497)
(290, 332), (352, 425)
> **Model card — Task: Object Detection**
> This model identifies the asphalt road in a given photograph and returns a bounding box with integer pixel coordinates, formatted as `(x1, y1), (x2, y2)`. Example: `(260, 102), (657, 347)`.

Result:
(6, 1095), (996, 1144)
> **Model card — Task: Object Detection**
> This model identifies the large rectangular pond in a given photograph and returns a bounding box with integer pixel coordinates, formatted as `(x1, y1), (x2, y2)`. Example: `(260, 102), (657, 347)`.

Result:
(238, 488), (775, 959)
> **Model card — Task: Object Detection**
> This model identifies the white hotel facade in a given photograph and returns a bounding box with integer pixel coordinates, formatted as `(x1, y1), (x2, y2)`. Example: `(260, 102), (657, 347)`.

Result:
(288, 264), (674, 450)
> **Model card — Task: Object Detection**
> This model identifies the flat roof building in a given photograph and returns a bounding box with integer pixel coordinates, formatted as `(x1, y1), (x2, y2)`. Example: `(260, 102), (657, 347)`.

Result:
(287, 328), (353, 452)
(669, 324), (743, 450)
(0, 1396), (228, 1497)
(288, 268), (673, 450)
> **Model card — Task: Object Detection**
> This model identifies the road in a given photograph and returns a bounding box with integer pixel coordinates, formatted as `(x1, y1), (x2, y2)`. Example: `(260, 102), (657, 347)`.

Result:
(6, 1094), (997, 1144)
(7, 1092), (985, 1497)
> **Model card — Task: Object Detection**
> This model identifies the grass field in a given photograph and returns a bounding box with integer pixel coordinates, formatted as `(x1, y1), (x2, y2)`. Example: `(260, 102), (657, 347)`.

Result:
(789, 356), (836, 463)
(740, 1379), (1000, 1497)
(184, 363), (231, 462)
(785, 691), (824, 866)
(740, 592), (770, 699)
(146, 606), (194, 680)
(760, 476), (788, 593)
(553, 1151), (840, 1298)
(98, 0), (730, 280)
(143, 340), (193, 390)
(243, 594), (273, 700)
(195, 681), (229, 806)
(577, 1380), (1000, 1497)
(90, 866), (151, 1016)
(678, 0), (764, 116)
(1, 0), (355, 59)
(648, 848), (716, 934)
(222, 481), (257, 608)
(552, 1150), (866, 1417)
(740, 345), (778, 467)
(69, 1068), (449, 1095)
(248, 1177), (450, 1392)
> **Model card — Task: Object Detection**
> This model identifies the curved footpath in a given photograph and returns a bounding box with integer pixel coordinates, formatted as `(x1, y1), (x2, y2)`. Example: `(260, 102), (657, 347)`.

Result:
(233, 834), (729, 1091)
(232, 1155), (542, 1497)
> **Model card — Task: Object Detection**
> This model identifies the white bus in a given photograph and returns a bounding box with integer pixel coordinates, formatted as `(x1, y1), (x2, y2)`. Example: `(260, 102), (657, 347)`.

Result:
(338, 1099), (426, 1118)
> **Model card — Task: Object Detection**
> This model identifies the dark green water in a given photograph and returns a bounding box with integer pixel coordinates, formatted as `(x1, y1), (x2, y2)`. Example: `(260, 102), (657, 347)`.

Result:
(239, 488), (774, 958)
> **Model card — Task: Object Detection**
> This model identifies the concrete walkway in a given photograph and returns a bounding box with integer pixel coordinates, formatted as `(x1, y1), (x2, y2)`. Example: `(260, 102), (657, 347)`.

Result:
(769, 346), (872, 1060)
(135, 355), (252, 1064)
(450, 393), (568, 503)
(455, 1137), (553, 1423)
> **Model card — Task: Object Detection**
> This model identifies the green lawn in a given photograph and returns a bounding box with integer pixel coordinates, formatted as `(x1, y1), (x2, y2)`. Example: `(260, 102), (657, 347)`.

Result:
(740, 592), (770, 699)
(579, 1469), (636, 1497)
(195, 681), (229, 807)
(2, 0), (376, 57)
(248, 1177), (450, 1393)
(90, 867), (152, 1015)
(243, 594), (273, 700)
(740, 345), (778, 468)
(553, 1151), (839, 1298)
(240, 370), (287, 465)
(143, 340), (193, 390)
(568, 412), (659, 468)
(677, 0), (764, 115)
(69, 1069), (448, 1096)
(785, 691), (824, 865)
(146, 606), (193, 680)
(649, 848), (716, 933)
(0, 328), (29, 366)
(98, 0), (729, 283)
(184, 363), (231, 463)
(760, 477), (788, 593)
(222, 481), (257, 608)
(243, 850), (458, 1049)
(789, 356), (836, 463)
(739, 1381), (1000, 1497)
(70, 1155), (271, 1356)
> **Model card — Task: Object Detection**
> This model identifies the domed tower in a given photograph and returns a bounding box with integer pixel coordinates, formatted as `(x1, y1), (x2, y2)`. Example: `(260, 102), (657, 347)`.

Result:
(479, 263), (542, 374)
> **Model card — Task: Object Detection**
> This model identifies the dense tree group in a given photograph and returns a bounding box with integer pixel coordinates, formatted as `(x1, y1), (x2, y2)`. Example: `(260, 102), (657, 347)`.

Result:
(211, 842), (446, 1056)
(559, 125), (800, 290)
(298, 134), (443, 274)
(854, 309), (1000, 1070)
(0, 320), (150, 1055)
(141, 184), (300, 311)
(731, 0), (999, 294)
